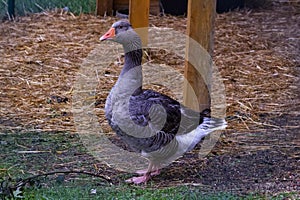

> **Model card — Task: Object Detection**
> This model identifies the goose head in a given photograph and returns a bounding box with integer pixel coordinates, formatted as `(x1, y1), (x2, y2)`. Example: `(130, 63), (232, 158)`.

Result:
(100, 20), (142, 52)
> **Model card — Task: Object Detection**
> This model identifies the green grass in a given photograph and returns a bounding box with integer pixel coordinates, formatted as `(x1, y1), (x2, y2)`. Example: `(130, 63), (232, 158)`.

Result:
(0, 131), (85, 180)
(22, 183), (299, 200)
(1, 0), (96, 19)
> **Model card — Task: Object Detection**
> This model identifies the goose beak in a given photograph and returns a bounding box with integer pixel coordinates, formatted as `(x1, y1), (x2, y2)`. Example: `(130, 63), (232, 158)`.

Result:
(100, 28), (116, 41)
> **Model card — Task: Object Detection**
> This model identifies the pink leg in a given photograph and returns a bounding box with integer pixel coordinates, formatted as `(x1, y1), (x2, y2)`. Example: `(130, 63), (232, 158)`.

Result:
(135, 169), (148, 175)
(135, 168), (160, 176)
(150, 169), (160, 176)
(125, 173), (151, 184)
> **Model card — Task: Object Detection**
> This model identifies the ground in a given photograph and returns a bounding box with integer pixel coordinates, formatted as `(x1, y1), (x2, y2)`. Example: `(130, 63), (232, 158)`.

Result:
(0, 0), (299, 198)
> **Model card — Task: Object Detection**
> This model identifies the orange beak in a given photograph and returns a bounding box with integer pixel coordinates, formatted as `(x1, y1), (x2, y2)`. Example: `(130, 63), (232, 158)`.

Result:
(100, 27), (116, 41)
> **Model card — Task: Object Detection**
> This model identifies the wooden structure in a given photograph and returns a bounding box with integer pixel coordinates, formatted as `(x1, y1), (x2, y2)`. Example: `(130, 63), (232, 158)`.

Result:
(114, 0), (159, 15)
(97, 0), (216, 111)
(96, 0), (154, 45)
(96, 0), (113, 16)
(183, 0), (216, 111)
(96, 0), (159, 16)
(129, 0), (150, 46)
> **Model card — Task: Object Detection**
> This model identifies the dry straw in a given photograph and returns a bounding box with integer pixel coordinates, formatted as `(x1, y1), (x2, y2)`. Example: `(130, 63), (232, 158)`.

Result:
(0, 1), (298, 136)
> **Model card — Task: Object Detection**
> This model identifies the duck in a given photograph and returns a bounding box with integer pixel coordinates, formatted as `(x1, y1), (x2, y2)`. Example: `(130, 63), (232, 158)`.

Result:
(100, 20), (227, 184)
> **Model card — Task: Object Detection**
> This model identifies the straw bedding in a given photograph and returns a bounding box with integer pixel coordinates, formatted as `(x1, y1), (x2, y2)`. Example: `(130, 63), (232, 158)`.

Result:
(0, 3), (298, 132)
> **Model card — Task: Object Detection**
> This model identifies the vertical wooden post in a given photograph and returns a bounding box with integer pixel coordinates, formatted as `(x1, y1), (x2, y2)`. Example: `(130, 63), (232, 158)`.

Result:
(129, 0), (150, 46)
(96, 0), (113, 16)
(183, 0), (216, 111)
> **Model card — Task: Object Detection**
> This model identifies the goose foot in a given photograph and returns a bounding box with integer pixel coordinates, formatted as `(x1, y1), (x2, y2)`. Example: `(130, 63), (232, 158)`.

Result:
(125, 174), (150, 184)
(126, 162), (160, 184)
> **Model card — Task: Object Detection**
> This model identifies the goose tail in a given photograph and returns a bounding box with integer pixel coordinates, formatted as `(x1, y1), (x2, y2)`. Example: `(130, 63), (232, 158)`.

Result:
(198, 117), (227, 133)
(176, 117), (227, 153)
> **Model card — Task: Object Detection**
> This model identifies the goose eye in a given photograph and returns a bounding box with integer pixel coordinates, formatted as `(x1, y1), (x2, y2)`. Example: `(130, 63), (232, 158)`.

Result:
(119, 25), (123, 29)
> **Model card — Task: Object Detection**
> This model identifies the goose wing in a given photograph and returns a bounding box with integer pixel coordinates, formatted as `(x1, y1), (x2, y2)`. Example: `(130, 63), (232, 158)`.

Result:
(128, 89), (206, 152)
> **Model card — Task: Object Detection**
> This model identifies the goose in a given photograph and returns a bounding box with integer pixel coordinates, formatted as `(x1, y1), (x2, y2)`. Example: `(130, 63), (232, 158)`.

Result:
(100, 20), (227, 184)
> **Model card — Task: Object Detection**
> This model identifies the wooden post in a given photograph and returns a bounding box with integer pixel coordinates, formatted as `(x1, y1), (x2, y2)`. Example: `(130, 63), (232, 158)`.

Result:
(129, 0), (150, 46)
(183, 0), (216, 111)
(96, 0), (113, 16)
